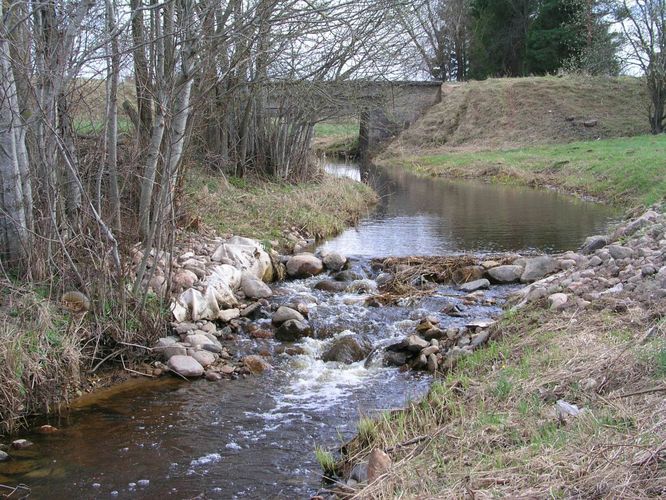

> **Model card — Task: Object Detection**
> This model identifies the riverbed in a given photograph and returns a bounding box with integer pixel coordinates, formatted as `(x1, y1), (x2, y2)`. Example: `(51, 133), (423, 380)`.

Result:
(0, 161), (616, 499)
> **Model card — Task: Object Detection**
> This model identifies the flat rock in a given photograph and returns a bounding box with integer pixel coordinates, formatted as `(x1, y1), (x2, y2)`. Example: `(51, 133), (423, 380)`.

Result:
(521, 256), (558, 283)
(0, 450), (8, 461)
(10, 439), (32, 450)
(487, 265), (523, 283)
(272, 306), (305, 326)
(459, 278), (490, 292)
(286, 253), (324, 278)
(167, 355), (204, 377)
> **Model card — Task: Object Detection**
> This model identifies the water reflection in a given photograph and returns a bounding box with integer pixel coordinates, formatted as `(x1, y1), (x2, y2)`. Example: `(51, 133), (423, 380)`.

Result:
(323, 161), (617, 257)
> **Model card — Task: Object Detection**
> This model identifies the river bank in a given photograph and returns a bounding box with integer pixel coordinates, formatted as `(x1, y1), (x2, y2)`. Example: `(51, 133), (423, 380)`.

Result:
(327, 205), (666, 499)
(0, 169), (377, 436)
(378, 134), (666, 208)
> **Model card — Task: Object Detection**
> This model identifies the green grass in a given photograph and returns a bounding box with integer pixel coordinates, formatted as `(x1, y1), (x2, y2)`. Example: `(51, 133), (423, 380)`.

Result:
(74, 117), (133, 135)
(314, 121), (359, 138)
(382, 134), (666, 207)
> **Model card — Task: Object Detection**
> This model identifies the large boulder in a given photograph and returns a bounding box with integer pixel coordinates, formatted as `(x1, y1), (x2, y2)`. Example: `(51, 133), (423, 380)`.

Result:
(191, 350), (217, 368)
(487, 265), (523, 283)
(173, 287), (221, 322)
(322, 251), (347, 272)
(211, 236), (273, 282)
(521, 256), (558, 283)
(275, 319), (312, 341)
(240, 271), (272, 299)
(321, 335), (373, 364)
(286, 253), (324, 278)
(272, 306), (305, 325)
(167, 355), (204, 377)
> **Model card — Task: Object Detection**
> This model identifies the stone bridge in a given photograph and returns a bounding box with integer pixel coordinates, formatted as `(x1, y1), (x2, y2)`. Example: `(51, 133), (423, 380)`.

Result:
(266, 80), (442, 158)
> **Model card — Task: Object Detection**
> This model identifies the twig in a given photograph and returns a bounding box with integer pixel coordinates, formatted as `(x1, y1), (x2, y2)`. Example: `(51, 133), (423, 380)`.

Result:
(611, 385), (666, 399)
(120, 354), (156, 378)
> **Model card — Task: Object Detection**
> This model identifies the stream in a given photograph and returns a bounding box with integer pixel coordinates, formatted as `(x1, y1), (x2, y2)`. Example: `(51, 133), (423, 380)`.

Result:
(0, 161), (616, 499)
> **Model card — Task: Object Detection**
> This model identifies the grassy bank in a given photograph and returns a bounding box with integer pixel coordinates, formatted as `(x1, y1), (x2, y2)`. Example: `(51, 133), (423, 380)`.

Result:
(312, 120), (360, 158)
(184, 168), (377, 246)
(379, 134), (666, 207)
(340, 305), (665, 498)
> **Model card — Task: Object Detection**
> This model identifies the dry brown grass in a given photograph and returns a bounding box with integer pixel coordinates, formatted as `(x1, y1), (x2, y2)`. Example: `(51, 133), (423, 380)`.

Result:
(391, 76), (649, 155)
(335, 304), (666, 499)
(0, 281), (81, 434)
(183, 168), (378, 247)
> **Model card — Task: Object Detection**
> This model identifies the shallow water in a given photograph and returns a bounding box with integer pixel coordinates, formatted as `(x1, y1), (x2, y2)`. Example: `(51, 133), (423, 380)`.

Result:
(0, 161), (616, 498)
(323, 162), (617, 257)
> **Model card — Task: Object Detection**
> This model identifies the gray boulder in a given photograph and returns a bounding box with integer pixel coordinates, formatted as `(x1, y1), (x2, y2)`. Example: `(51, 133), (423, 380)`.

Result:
(383, 351), (408, 367)
(607, 245), (634, 260)
(521, 256), (558, 283)
(487, 265), (523, 283)
(459, 278), (490, 292)
(272, 306), (305, 325)
(334, 270), (362, 282)
(240, 271), (272, 299)
(322, 252), (347, 272)
(286, 253), (324, 278)
(322, 335), (373, 364)
(190, 350), (217, 368)
(167, 355), (204, 377)
(275, 319), (313, 341)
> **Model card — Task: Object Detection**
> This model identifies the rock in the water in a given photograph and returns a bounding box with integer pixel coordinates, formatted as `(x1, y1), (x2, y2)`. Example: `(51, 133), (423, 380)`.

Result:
(521, 256), (558, 283)
(322, 335), (373, 364)
(314, 280), (349, 293)
(459, 279), (490, 292)
(11, 439), (32, 449)
(275, 319), (312, 341)
(240, 271), (272, 299)
(205, 371), (222, 381)
(191, 349), (217, 368)
(286, 253), (324, 278)
(580, 235), (608, 255)
(243, 355), (272, 374)
(322, 251), (347, 272)
(406, 334), (430, 351)
(272, 306), (305, 326)
(0, 450), (8, 461)
(335, 270), (362, 282)
(167, 355), (204, 377)
(383, 351), (408, 366)
(367, 448), (391, 482)
(487, 265), (523, 283)
(607, 245), (634, 260)
(548, 292), (569, 310)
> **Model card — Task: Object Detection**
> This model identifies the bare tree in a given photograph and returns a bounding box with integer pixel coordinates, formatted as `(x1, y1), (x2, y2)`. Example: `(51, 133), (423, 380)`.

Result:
(615, 0), (666, 133)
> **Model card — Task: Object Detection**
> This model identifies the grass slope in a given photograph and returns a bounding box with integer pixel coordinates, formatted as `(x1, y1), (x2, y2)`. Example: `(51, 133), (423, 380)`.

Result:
(342, 307), (666, 498)
(392, 76), (649, 152)
(184, 168), (377, 246)
(380, 134), (666, 207)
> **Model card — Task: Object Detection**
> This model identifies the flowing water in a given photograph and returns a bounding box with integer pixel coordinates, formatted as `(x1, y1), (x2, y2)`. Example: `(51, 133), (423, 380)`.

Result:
(0, 161), (617, 499)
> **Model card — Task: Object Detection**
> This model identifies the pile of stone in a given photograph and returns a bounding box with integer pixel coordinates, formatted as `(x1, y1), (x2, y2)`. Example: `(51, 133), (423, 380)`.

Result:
(148, 236), (348, 379)
(510, 206), (665, 311)
(383, 316), (496, 373)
